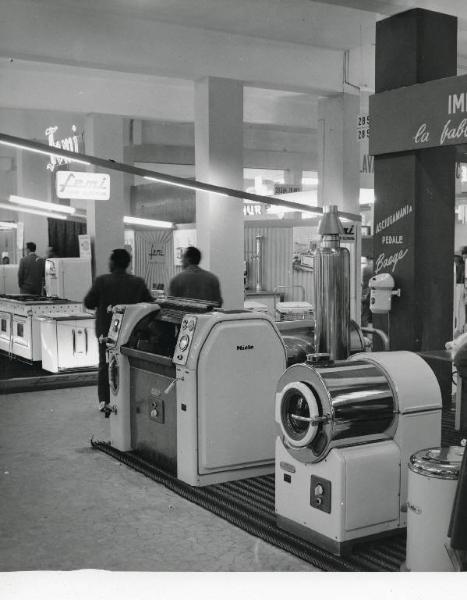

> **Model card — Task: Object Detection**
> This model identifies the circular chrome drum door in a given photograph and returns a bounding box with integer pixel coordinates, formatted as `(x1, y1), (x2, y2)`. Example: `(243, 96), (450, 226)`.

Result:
(279, 381), (320, 448)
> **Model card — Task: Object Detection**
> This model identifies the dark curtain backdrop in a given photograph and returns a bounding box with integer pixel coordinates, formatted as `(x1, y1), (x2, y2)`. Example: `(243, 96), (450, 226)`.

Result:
(48, 219), (86, 258)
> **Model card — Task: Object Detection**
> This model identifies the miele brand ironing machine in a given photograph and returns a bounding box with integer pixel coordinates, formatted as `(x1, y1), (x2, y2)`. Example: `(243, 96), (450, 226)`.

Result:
(275, 351), (442, 554)
(106, 298), (287, 486)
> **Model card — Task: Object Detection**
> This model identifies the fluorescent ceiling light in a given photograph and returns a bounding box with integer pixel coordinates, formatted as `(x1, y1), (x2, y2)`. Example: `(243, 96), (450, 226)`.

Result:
(143, 176), (229, 197)
(0, 221), (17, 229)
(123, 216), (173, 229)
(0, 202), (67, 220)
(0, 133), (362, 222)
(0, 139), (90, 167)
(9, 195), (76, 214)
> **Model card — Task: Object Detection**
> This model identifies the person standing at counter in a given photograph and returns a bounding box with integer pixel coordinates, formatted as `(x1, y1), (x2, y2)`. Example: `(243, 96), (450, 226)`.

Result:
(169, 246), (223, 306)
(18, 242), (45, 295)
(84, 248), (152, 413)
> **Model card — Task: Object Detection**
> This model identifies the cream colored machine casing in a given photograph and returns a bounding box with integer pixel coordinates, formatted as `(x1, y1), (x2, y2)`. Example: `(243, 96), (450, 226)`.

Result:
(275, 351), (442, 554)
(107, 302), (286, 486)
(107, 302), (159, 452)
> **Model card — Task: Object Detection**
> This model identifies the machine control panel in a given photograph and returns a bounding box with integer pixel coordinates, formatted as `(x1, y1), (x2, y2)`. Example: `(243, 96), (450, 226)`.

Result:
(173, 315), (198, 365)
(310, 475), (331, 513)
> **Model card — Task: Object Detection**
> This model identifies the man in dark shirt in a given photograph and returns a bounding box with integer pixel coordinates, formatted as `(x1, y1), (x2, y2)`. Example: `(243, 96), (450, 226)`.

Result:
(169, 246), (223, 306)
(18, 242), (45, 295)
(84, 248), (152, 410)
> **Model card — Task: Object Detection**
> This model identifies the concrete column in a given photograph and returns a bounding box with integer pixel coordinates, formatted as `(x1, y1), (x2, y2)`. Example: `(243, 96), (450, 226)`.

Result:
(317, 93), (360, 213)
(194, 77), (244, 309)
(85, 115), (130, 277)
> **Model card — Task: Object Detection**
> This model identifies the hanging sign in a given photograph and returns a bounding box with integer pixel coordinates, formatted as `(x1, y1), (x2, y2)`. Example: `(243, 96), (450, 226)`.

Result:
(370, 72), (467, 155)
(56, 171), (110, 200)
(243, 203), (264, 217)
(357, 114), (370, 141)
(78, 234), (92, 259)
(341, 225), (357, 242)
(148, 243), (166, 264)
(45, 125), (82, 172)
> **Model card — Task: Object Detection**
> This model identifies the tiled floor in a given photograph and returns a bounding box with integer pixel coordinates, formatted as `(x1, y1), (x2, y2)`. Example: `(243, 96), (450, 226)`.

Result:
(0, 386), (318, 571)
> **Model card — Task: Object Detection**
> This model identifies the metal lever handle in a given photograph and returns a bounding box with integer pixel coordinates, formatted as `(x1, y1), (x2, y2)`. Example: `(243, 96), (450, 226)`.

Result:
(290, 414), (329, 425)
(164, 379), (177, 395)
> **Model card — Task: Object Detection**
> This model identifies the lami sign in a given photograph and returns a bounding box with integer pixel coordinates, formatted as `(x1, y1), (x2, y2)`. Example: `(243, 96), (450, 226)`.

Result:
(56, 171), (110, 200)
(45, 125), (81, 172)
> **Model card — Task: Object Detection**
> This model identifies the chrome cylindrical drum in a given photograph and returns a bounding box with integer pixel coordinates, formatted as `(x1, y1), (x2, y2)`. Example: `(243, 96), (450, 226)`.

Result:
(276, 358), (396, 463)
(406, 446), (464, 572)
(313, 230), (350, 360)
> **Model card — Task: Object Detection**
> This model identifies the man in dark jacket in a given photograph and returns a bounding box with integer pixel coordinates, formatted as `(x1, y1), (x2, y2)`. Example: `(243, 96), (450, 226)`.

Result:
(84, 248), (152, 411)
(18, 242), (45, 295)
(169, 246), (222, 306)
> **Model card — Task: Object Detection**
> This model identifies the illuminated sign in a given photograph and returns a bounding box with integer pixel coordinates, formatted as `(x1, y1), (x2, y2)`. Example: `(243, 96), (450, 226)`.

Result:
(243, 204), (263, 217)
(45, 125), (82, 172)
(55, 171), (110, 200)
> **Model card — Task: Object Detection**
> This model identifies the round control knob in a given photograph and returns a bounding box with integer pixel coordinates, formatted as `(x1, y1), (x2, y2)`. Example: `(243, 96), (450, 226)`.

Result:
(188, 319), (195, 332)
(314, 484), (324, 496)
(182, 319), (188, 330)
(178, 334), (190, 351)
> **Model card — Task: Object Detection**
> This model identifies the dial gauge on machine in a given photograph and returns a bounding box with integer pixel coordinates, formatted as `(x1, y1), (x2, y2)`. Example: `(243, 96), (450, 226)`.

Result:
(178, 334), (190, 351)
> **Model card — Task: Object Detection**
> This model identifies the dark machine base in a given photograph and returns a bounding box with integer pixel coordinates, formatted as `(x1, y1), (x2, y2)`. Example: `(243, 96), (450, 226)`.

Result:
(276, 514), (404, 556)
(1, 352), (97, 393)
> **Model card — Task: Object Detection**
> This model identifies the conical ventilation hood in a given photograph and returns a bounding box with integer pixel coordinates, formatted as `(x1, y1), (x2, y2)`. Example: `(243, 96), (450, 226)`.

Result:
(318, 204), (344, 236)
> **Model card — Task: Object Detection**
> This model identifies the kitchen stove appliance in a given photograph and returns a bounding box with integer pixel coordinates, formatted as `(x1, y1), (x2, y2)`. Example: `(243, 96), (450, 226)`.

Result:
(275, 351), (442, 554)
(39, 312), (98, 372)
(106, 298), (287, 486)
(0, 294), (84, 361)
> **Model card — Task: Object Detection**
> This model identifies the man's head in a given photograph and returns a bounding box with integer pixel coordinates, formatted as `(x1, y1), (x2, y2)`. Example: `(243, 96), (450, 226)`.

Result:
(25, 242), (36, 255)
(182, 246), (201, 269)
(109, 248), (131, 272)
(461, 246), (467, 260)
(46, 246), (57, 258)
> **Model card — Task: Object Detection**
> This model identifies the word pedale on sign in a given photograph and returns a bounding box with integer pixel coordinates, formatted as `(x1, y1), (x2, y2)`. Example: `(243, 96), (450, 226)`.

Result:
(369, 72), (467, 155)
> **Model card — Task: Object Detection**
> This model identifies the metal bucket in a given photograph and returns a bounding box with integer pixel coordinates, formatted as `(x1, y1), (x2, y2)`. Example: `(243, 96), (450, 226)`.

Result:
(406, 446), (464, 571)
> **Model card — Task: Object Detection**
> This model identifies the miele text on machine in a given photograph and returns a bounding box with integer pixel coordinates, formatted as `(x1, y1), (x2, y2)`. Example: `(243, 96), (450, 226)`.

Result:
(237, 344), (254, 351)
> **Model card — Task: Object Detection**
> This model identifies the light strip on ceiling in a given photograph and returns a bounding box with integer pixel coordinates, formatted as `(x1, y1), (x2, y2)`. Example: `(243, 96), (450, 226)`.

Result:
(0, 133), (361, 222)
(0, 221), (18, 229)
(143, 176), (229, 196)
(9, 195), (76, 214)
(123, 216), (174, 229)
(0, 139), (91, 167)
(0, 202), (68, 220)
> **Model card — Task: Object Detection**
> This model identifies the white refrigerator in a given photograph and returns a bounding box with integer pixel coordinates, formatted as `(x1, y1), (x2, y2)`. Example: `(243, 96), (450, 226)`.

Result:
(0, 264), (20, 294)
(45, 258), (92, 301)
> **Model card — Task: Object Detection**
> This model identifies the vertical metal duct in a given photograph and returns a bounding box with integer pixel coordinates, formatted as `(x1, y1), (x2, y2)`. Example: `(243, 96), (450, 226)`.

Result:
(313, 205), (350, 359)
(255, 235), (264, 292)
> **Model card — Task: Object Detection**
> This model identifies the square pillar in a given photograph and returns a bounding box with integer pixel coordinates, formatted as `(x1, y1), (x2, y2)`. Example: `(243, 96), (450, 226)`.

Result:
(85, 115), (130, 277)
(318, 93), (360, 214)
(194, 77), (244, 309)
(373, 8), (457, 405)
